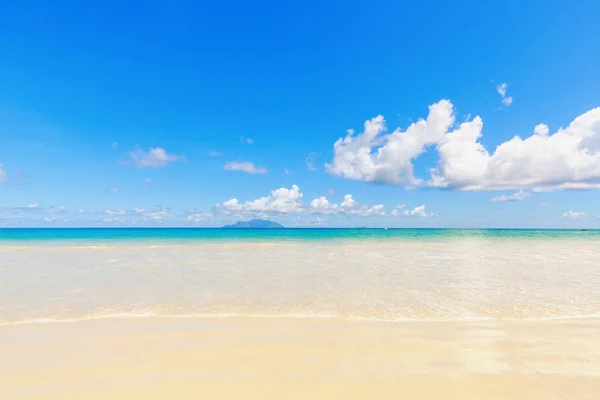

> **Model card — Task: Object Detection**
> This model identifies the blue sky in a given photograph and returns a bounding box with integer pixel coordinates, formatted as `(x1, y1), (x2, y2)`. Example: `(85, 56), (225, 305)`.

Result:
(1, 0), (600, 227)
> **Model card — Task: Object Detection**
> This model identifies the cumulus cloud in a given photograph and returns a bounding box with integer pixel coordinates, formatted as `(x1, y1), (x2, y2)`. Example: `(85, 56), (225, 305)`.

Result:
(496, 83), (513, 107)
(326, 99), (600, 192)
(129, 147), (183, 168)
(224, 161), (267, 174)
(326, 100), (455, 186)
(402, 205), (434, 217)
(0, 163), (7, 183)
(310, 194), (384, 216)
(563, 210), (585, 218)
(490, 190), (531, 202)
(389, 204), (406, 216)
(240, 136), (253, 144)
(216, 185), (384, 217)
(430, 105), (600, 191)
(47, 206), (67, 214)
(217, 184), (303, 214)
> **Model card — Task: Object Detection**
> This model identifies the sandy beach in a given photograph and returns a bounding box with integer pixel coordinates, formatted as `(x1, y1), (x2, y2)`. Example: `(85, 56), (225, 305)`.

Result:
(2, 316), (600, 399)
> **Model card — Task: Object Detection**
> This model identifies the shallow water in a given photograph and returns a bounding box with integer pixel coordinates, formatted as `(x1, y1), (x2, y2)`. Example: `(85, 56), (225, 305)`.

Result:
(2, 236), (599, 325)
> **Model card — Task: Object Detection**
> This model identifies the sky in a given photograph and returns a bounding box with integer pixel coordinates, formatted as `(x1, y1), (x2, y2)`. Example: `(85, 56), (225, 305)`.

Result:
(1, 0), (600, 228)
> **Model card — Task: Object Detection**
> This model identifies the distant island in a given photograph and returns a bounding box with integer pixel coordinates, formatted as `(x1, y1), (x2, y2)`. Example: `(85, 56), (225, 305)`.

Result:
(222, 219), (284, 229)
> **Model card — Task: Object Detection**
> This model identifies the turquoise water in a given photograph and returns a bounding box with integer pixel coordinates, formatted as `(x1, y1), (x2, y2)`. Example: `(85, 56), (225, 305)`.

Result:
(0, 228), (599, 242)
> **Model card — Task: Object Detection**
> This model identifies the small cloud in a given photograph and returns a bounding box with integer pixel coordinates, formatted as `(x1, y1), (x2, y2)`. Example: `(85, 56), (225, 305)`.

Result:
(562, 210), (585, 219)
(402, 205), (434, 217)
(111, 142), (118, 149)
(107, 187), (120, 193)
(105, 209), (127, 215)
(390, 204), (407, 216)
(533, 123), (550, 136)
(208, 151), (221, 157)
(496, 83), (513, 107)
(28, 202), (39, 208)
(328, 188), (335, 195)
(77, 209), (85, 214)
(283, 168), (291, 175)
(145, 178), (152, 184)
(48, 205), (67, 214)
(312, 216), (324, 224)
(306, 152), (317, 172)
(240, 136), (253, 145)
(0, 163), (7, 183)
(490, 190), (531, 202)
(224, 161), (267, 174)
(129, 146), (183, 168)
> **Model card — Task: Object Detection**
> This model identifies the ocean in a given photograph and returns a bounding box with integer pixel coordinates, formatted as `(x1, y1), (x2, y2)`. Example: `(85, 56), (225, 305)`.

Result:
(1, 228), (599, 325)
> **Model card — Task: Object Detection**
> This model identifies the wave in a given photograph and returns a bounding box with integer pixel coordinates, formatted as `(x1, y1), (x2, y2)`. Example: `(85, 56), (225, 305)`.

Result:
(3, 311), (600, 327)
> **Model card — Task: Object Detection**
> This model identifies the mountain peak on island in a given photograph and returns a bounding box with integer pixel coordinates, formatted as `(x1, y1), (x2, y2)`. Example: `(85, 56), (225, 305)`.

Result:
(222, 219), (284, 229)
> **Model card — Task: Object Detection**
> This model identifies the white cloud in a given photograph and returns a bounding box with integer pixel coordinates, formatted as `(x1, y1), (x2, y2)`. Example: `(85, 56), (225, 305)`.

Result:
(283, 168), (290, 175)
(328, 99), (600, 192)
(326, 100), (455, 186)
(208, 151), (221, 157)
(145, 178), (152, 184)
(47, 206), (67, 214)
(431, 105), (600, 191)
(402, 205), (434, 217)
(310, 196), (339, 213)
(533, 123), (550, 136)
(224, 161), (267, 174)
(187, 210), (212, 223)
(217, 185), (384, 217)
(563, 210), (585, 218)
(129, 147), (183, 168)
(306, 152), (317, 172)
(312, 216), (324, 224)
(107, 187), (120, 193)
(105, 209), (126, 215)
(0, 163), (7, 183)
(310, 194), (384, 216)
(28, 203), (39, 208)
(496, 83), (513, 107)
(389, 204), (406, 216)
(328, 188), (335, 195)
(240, 136), (253, 145)
(218, 184), (303, 214)
(490, 190), (531, 202)
(134, 208), (170, 221)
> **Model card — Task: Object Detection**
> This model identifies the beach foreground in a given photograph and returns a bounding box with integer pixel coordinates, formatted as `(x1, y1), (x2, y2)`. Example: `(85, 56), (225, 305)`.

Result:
(2, 317), (600, 399)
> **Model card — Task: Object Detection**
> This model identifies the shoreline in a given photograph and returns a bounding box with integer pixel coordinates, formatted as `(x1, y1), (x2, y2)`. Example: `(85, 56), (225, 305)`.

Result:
(3, 312), (600, 328)
(2, 316), (600, 399)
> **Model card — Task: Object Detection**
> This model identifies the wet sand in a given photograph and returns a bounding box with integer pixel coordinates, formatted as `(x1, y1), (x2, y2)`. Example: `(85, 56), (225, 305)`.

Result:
(2, 317), (600, 399)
